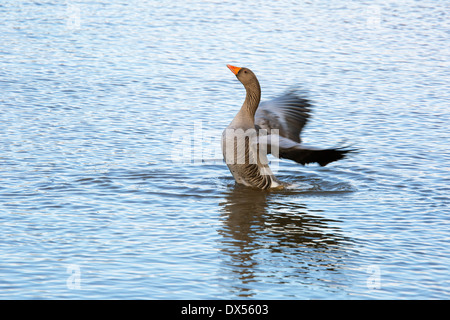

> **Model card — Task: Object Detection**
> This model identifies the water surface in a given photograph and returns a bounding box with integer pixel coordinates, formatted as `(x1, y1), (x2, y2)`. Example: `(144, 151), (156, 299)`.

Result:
(1, 0), (449, 299)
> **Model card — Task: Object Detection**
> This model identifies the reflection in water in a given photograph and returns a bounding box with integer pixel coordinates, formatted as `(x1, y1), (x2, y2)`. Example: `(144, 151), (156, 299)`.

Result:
(218, 184), (355, 298)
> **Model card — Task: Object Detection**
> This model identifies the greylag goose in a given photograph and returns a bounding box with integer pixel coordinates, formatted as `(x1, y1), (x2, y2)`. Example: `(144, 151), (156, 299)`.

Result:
(222, 64), (353, 190)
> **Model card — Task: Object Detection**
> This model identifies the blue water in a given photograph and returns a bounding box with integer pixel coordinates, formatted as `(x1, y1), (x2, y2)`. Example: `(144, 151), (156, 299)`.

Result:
(1, 0), (449, 299)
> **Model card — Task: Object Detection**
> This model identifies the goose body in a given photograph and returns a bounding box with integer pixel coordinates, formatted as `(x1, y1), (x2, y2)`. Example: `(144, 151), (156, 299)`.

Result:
(222, 64), (353, 190)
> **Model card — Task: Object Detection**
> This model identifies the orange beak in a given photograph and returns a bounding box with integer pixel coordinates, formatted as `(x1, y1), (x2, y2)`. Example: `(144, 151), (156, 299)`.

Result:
(227, 64), (241, 75)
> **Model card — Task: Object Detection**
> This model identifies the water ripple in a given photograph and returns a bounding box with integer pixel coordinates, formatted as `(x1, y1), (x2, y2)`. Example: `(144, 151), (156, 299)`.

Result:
(1, 0), (449, 299)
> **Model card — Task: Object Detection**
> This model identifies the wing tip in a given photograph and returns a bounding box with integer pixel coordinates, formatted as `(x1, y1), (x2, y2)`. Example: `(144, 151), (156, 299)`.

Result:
(317, 147), (358, 166)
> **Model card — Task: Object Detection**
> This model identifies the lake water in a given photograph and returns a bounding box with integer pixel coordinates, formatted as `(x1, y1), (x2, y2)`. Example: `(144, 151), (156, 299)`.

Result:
(1, 0), (449, 299)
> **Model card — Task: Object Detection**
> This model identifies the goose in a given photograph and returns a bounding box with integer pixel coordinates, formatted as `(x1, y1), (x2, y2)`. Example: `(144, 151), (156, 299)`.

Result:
(222, 64), (353, 189)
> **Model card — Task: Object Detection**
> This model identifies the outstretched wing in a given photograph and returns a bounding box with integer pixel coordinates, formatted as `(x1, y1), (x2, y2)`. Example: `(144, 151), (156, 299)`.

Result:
(277, 137), (354, 166)
(259, 135), (354, 167)
(255, 90), (354, 166)
(255, 90), (311, 143)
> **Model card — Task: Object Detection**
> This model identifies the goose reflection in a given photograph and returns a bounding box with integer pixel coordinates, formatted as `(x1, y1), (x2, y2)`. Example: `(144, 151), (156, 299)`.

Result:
(218, 184), (354, 298)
